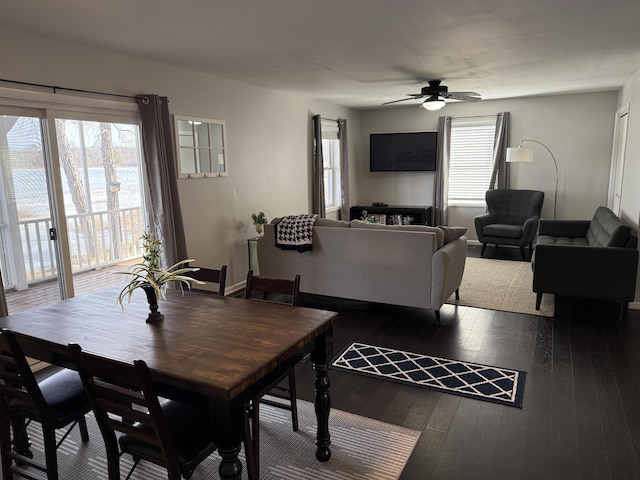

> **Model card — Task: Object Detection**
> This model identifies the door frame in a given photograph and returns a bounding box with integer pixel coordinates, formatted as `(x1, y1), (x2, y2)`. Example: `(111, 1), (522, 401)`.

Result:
(607, 103), (629, 216)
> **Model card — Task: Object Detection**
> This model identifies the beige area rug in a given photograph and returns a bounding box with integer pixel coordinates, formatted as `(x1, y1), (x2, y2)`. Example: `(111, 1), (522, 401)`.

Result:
(16, 400), (420, 480)
(447, 257), (555, 317)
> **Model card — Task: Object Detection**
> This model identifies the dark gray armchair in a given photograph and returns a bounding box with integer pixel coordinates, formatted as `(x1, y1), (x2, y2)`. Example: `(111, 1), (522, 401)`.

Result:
(474, 189), (545, 260)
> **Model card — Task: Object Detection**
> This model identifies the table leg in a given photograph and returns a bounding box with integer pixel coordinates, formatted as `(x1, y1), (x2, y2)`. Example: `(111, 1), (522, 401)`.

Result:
(311, 329), (332, 462)
(218, 445), (243, 480)
(211, 399), (245, 480)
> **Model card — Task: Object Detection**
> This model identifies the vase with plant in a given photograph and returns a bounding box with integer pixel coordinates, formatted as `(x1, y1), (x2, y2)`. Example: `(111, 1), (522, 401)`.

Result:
(116, 232), (202, 323)
(251, 212), (268, 234)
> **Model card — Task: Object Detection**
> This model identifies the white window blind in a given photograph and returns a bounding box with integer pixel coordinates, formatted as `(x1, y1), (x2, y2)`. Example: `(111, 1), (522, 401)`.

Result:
(448, 117), (497, 206)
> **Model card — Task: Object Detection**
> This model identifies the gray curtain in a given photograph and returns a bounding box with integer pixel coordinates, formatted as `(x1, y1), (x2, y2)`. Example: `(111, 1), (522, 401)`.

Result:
(312, 114), (326, 218)
(137, 95), (187, 268)
(489, 112), (510, 190)
(433, 116), (452, 226)
(0, 270), (7, 317)
(338, 119), (350, 220)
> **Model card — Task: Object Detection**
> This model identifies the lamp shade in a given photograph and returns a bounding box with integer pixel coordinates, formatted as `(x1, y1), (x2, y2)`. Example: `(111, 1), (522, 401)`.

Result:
(422, 96), (446, 111)
(506, 147), (534, 163)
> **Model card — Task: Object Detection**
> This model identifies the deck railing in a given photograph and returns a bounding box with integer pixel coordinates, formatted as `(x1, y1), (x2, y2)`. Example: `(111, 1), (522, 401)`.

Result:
(13, 207), (145, 285)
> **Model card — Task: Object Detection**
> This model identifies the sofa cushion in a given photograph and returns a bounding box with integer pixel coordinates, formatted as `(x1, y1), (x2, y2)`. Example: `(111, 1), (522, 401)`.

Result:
(536, 235), (589, 247)
(349, 219), (444, 248)
(586, 206), (631, 247)
(315, 218), (350, 228)
(439, 226), (467, 243)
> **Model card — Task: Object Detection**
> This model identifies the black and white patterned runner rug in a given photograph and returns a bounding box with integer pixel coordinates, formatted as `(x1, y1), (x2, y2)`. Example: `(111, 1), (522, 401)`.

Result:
(332, 342), (526, 408)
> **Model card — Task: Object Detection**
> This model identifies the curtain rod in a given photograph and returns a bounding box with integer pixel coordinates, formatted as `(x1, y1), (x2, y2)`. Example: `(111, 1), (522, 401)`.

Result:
(0, 78), (148, 103)
(450, 114), (499, 120)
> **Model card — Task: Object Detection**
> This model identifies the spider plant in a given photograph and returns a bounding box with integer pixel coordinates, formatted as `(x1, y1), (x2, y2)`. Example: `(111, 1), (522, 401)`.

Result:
(115, 232), (203, 307)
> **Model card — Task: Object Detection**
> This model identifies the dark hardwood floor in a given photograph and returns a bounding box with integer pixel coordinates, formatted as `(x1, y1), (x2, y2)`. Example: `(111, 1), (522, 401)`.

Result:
(294, 245), (640, 480)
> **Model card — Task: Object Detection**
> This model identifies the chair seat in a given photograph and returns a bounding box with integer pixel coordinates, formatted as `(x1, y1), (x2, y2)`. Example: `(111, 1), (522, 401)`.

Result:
(483, 223), (523, 239)
(119, 399), (216, 475)
(9, 368), (90, 427)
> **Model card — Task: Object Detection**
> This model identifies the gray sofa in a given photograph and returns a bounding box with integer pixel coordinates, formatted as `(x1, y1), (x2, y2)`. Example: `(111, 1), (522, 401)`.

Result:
(256, 219), (467, 324)
(533, 206), (638, 317)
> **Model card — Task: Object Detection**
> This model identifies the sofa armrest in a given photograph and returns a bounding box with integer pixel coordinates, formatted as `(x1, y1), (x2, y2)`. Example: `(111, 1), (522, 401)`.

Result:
(533, 244), (639, 301)
(538, 219), (591, 237)
(522, 215), (541, 241)
(474, 213), (496, 240)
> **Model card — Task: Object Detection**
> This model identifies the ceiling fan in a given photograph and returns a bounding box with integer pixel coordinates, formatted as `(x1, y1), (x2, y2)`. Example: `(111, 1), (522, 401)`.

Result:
(383, 80), (481, 110)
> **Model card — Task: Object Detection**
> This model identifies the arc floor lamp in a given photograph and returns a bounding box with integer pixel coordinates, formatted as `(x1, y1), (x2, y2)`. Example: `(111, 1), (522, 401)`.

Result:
(506, 139), (559, 219)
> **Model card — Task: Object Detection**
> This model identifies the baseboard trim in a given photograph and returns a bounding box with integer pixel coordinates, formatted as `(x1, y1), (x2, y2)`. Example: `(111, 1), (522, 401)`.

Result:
(629, 301), (640, 310)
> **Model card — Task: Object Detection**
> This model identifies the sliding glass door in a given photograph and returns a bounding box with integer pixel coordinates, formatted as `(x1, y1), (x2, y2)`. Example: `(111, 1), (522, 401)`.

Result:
(0, 105), (147, 314)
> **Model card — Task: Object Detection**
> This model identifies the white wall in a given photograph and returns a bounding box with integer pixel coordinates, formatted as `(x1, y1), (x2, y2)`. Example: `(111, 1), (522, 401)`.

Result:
(357, 92), (620, 239)
(0, 27), (358, 289)
(618, 68), (640, 303)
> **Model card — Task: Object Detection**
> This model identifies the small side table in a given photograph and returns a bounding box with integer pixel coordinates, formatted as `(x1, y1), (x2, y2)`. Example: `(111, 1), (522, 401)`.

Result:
(247, 236), (260, 271)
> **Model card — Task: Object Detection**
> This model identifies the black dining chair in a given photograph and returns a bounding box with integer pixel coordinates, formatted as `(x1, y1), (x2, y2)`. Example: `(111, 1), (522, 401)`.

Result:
(68, 343), (218, 480)
(244, 269), (301, 480)
(187, 264), (227, 296)
(0, 328), (90, 480)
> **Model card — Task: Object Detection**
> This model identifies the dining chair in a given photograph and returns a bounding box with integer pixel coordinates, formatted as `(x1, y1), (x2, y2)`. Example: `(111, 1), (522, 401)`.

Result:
(68, 343), (217, 480)
(0, 328), (90, 480)
(244, 269), (301, 480)
(187, 264), (227, 296)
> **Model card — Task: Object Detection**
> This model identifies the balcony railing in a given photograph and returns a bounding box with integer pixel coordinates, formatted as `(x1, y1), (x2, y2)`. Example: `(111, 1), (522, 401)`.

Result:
(5, 207), (145, 287)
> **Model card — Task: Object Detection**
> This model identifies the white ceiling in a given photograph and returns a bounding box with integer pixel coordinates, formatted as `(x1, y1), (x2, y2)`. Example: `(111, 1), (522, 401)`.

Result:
(3, 0), (640, 108)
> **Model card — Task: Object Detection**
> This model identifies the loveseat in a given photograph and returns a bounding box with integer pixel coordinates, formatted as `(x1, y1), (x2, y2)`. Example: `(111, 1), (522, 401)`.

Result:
(533, 206), (638, 318)
(256, 218), (467, 324)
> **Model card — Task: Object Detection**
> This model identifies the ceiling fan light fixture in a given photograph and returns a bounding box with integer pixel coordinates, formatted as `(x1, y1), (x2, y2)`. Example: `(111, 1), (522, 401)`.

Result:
(422, 96), (445, 111)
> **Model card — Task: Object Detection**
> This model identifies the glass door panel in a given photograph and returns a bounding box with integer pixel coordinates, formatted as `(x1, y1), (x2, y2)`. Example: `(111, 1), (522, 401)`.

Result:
(0, 112), (61, 313)
(53, 118), (146, 298)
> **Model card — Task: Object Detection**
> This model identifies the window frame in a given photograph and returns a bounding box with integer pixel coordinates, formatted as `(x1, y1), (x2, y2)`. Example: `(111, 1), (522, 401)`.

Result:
(174, 115), (227, 178)
(321, 120), (341, 212)
(447, 116), (497, 207)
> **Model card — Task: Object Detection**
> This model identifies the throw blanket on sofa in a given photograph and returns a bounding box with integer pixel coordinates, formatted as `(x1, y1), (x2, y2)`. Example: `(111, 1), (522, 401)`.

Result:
(275, 214), (318, 252)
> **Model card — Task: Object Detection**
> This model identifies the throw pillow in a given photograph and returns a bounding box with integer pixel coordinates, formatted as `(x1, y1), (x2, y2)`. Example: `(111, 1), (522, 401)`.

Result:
(439, 226), (467, 244)
(349, 219), (444, 249)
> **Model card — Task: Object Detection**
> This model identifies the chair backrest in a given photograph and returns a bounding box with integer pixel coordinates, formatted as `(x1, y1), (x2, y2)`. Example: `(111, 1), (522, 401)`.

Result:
(485, 189), (544, 223)
(0, 329), (48, 419)
(68, 343), (181, 471)
(244, 270), (301, 306)
(188, 265), (227, 296)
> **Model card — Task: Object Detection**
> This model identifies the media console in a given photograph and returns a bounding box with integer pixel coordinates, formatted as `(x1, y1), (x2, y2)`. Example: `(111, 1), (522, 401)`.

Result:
(349, 205), (433, 226)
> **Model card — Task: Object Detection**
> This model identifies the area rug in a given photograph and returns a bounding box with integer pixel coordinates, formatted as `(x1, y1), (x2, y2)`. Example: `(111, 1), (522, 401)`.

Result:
(447, 256), (555, 317)
(15, 400), (420, 480)
(332, 342), (526, 408)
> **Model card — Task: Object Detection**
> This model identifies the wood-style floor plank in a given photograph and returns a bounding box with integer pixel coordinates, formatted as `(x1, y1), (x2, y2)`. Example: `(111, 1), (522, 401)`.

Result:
(295, 280), (640, 479)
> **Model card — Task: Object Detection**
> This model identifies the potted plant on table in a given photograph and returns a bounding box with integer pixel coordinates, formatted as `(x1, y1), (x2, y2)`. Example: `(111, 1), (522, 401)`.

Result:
(251, 212), (268, 235)
(116, 232), (202, 323)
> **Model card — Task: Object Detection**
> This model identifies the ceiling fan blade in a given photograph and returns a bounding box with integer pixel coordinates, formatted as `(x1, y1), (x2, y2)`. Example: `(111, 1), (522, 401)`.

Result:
(382, 95), (423, 105)
(444, 92), (481, 100)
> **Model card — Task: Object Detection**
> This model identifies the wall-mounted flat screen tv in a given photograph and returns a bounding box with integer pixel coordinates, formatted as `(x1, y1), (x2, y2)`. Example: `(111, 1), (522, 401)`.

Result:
(370, 131), (438, 171)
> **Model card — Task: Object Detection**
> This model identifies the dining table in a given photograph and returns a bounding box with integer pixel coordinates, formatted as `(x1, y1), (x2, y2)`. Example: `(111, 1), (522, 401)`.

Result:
(0, 286), (338, 479)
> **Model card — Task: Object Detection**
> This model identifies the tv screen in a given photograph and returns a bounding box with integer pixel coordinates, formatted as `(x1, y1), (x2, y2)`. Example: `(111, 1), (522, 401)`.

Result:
(370, 132), (438, 171)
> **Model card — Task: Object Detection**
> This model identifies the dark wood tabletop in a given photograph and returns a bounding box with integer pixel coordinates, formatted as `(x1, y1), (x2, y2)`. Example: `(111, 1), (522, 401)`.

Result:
(0, 286), (338, 479)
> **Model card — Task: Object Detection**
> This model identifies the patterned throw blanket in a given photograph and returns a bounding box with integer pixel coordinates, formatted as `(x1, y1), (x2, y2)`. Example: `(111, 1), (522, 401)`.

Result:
(275, 214), (318, 252)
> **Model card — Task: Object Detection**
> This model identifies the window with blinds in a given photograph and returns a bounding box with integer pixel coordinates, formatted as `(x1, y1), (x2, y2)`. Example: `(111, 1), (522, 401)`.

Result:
(321, 119), (341, 210)
(447, 117), (497, 206)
